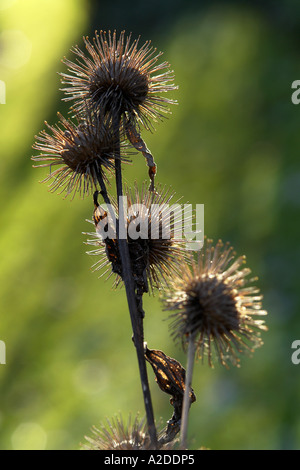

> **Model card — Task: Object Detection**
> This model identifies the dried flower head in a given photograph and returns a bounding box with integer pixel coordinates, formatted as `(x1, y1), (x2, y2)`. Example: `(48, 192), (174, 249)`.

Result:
(60, 30), (177, 130)
(86, 182), (192, 293)
(32, 111), (129, 198)
(164, 239), (268, 368)
(81, 414), (178, 450)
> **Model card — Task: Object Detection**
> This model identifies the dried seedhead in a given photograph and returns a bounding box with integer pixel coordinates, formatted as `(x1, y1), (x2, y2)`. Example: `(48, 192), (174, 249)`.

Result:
(163, 239), (268, 368)
(60, 30), (178, 130)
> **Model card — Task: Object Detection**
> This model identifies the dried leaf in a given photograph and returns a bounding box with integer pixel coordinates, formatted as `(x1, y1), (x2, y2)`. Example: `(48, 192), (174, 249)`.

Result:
(145, 346), (196, 444)
(126, 122), (157, 190)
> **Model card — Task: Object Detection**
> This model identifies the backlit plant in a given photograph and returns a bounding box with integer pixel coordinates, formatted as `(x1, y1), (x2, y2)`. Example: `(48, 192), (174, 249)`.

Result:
(32, 30), (268, 450)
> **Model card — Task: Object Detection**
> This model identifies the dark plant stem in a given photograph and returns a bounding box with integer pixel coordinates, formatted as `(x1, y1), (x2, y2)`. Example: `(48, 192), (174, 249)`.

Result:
(96, 173), (111, 208)
(113, 116), (158, 448)
(96, 173), (116, 225)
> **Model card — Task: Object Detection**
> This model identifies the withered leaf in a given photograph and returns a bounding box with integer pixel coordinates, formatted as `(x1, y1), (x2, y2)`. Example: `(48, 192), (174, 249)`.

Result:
(144, 347), (196, 403)
(126, 122), (157, 190)
(145, 346), (196, 444)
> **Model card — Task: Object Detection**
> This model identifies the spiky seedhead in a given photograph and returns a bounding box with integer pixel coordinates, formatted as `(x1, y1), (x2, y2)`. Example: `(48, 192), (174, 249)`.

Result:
(81, 414), (178, 450)
(60, 30), (178, 130)
(163, 239), (268, 368)
(32, 111), (130, 199)
(86, 182), (192, 294)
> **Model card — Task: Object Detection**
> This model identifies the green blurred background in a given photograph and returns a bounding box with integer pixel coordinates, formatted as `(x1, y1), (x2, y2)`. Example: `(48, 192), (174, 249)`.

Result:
(0, 0), (300, 450)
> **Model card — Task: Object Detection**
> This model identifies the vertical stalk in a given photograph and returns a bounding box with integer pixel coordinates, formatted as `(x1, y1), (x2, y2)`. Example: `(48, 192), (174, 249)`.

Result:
(96, 173), (111, 208)
(113, 117), (158, 448)
(95, 173), (116, 227)
(180, 334), (196, 449)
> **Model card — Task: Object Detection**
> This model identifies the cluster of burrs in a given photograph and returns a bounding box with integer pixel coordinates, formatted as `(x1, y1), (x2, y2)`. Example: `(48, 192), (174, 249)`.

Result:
(32, 30), (267, 450)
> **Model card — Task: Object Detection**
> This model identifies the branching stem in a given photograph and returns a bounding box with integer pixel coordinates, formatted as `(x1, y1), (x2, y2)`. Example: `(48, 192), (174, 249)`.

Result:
(113, 116), (158, 448)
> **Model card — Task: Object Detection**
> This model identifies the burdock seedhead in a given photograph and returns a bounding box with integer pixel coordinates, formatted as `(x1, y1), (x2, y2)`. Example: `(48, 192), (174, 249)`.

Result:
(163, 239), (268, 368)
(60, 30), (178, 131)
(86, 182), (192, 294)
(81, 414), (178, 450)
(32, 110), (130, 199)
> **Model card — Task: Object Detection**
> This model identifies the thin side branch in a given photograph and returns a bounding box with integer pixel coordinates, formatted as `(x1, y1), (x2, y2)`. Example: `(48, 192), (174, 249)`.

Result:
(180, 334), (196, 449)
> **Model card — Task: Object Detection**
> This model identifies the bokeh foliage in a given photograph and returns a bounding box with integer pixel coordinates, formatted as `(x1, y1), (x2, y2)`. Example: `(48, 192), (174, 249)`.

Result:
(0, 0), (300, 450)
